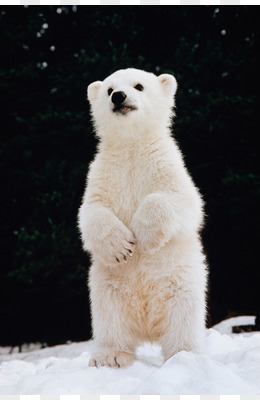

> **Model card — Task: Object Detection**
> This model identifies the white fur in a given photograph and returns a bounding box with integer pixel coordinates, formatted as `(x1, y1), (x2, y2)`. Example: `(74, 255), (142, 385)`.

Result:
(78, 68), (207, 368)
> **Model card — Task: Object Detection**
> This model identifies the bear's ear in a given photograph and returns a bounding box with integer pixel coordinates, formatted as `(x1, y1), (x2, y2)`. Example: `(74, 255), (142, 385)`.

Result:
(87, 81), (102, 103)
(158, 74), (177, 97)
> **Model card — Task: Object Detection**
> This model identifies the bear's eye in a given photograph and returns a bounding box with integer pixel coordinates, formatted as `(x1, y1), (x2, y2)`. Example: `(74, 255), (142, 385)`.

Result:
(107, 88), (113, 96)
(134, 83), (144, 92)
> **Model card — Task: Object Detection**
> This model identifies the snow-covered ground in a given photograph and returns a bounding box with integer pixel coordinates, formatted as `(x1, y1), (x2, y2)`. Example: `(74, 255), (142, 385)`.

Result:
(0, 318), (260, 395)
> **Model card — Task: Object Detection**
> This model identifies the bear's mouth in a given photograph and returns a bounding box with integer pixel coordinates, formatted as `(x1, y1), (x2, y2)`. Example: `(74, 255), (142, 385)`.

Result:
(113, 105), (137, 115)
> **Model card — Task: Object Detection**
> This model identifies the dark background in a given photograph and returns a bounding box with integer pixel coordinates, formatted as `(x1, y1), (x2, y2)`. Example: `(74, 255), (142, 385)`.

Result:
(0, 5), (259, 347)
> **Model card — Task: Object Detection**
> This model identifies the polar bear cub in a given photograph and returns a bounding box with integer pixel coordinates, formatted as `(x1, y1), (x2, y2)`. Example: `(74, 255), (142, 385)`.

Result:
(78, 68), (207, 368)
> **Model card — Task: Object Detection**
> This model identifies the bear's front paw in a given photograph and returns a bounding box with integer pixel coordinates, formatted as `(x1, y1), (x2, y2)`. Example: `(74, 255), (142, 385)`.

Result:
(130, 219), (167, 253)
(95, 225), (136, 266)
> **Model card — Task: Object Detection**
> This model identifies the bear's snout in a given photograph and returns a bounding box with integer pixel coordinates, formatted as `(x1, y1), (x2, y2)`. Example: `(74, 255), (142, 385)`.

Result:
(112, 91), (127, 105)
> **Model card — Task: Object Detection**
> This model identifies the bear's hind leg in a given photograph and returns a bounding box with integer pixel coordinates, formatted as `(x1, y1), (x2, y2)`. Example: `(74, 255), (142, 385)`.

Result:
(88, 273), (140, 368)
(158, 289), (206, 362)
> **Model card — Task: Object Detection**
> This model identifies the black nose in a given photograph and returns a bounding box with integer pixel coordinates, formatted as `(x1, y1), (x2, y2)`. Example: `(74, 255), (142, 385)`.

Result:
(111, 91), (127, 105)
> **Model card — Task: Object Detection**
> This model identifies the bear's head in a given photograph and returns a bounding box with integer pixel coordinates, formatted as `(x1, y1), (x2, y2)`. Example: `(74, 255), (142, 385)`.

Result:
(87, 68), (177, 139)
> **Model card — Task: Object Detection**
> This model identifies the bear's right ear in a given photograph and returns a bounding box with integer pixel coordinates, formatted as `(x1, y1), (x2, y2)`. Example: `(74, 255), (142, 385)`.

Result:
(87, 81), (102, 103)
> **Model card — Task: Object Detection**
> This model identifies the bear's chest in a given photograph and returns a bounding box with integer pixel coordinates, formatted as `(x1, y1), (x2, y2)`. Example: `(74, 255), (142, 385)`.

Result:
(96, 152), (160, 224)
(110, 162), (150, 221)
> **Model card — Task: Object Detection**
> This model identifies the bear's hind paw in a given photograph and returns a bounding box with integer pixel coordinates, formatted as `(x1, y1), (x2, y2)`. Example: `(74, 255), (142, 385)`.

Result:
(88, 350), (135, 368)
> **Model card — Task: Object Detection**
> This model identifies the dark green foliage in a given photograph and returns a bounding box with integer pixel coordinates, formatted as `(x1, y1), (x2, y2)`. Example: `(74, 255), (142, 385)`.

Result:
(0, 6), (259, 345)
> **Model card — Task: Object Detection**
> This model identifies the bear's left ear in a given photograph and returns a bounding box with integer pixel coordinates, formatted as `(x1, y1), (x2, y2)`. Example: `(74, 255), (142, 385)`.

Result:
(87, 81), (103, 103)
(158, 74), (177, 97)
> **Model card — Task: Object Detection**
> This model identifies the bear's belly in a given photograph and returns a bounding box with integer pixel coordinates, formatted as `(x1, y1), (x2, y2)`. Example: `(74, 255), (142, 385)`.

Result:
(127, 275), (176, 340)
(91, 262), (178, 341)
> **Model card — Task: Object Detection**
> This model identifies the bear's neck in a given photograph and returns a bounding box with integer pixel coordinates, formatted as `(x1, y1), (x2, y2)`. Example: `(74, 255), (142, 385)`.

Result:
(97, 123), (173, 152)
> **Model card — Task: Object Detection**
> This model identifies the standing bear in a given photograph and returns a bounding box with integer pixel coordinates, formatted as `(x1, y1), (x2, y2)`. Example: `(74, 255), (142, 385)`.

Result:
(78, 68), (207, 368)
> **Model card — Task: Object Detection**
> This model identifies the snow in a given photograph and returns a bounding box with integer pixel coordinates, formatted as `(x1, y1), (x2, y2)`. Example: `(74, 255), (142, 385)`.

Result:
(213, 315), (256, 334)
(1, 323), (260, 394)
